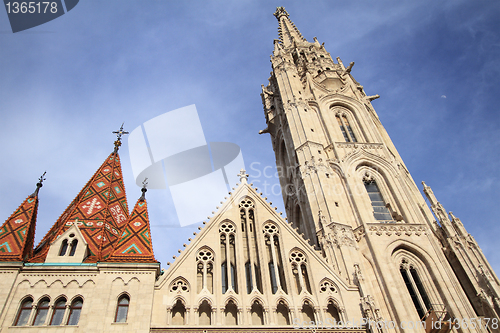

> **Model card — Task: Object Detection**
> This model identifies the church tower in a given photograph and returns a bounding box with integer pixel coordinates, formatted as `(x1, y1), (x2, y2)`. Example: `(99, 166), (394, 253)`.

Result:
(261, 6), (499, 331)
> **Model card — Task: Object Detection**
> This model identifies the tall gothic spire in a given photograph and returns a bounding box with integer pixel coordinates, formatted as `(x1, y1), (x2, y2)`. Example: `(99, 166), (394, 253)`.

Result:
(0, 175), (43, 262)
(274, 6), (307, 48)
(30, 136), (130, 263)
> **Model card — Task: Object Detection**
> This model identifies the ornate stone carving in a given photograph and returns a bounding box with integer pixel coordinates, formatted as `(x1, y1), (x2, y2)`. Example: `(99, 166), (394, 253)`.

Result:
(367, 224), (427, 237)
(353, 226), (365, 242)
(329, 222), (357, 248)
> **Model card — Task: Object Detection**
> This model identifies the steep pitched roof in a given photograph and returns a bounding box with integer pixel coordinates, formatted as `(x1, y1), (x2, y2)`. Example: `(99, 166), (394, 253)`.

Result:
(106, 191), (156, 263)
(0, 191), (39, 262)
(30, 152), (129, 263)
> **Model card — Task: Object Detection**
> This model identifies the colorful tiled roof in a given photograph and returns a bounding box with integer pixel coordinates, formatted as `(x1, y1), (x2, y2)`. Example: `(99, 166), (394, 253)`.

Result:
(30, 152), (129, 263)
(0, 194), (38, 262)
(107, 194), (156, 263)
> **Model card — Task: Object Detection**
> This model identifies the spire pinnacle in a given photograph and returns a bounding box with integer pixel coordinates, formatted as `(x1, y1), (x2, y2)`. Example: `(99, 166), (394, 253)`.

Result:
(273, 6), (289, 20)
(273, 6), (306, 48)
(112, 123), (129, 153)
(140, 178), (148, 201)
(29, 171), (46, 198)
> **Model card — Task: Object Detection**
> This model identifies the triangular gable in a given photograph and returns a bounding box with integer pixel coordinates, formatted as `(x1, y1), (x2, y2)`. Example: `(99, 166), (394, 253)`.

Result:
(30, 152), (129, 263)
(0, 195), (38, 262)
(156, 180), (352, 295)
(107, 198), (156, 263)
(45, 224), (89, 263)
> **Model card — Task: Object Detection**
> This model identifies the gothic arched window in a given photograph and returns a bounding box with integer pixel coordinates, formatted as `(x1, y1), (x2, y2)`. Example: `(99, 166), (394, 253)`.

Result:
(50, 297), (67, 325)
(276, 300), (290, 325)
(400, 260), (432, 319)
(33, 297), (50, 326)
(114, 295), (129, 323)
(251, 301), (264, 325)
(172, 299), (186, 325)
(198, 300), (212, 325)
(67, 298), (83, 325)
(220, 222), (237, 293)
(240, 199), (262, 294)
(69, 239), (78, 256)
(336, 113), (357, 142)
(290, 250), (311, 294)
(325, 301), (341, 323)
(196, 249), (214, 293)
(224, 300), (238, 325)
(59, 239), (68, 256)
(14, 297), (33, 326)
(264, 223), (287, 294)
(302, 301), (315, 323)
(363, 179), (393, 222)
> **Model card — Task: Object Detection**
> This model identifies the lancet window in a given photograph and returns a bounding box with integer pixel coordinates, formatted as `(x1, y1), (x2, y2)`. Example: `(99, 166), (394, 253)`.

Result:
(290, 250), (311, 294)
(50, 297), (66, 325)
(114, 295), (129, 323)
(335, 113), (357, 142)
(251, 301), (264, 325)
(67, 298), (83, 325)
(301, 300), (315, 323)
(220, 222), (237, 293)
(240, 199), (262, 293)
(400, 259), (432, 319)
(276, 300), (290, 325)
(33, 297), (50, 326)
(196, 249), (214, 293)
(14, 297), (33, 326)
(363, 176), (393, 222)
(263, 223), (287, 294)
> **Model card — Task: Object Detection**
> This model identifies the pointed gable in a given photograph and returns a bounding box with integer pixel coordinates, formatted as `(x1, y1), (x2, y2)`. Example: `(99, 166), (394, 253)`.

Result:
(155, 174), (352, 308)
(107, 195), (156, 263)
(30, 152), (129, 263)
(0, 194), (38, 262)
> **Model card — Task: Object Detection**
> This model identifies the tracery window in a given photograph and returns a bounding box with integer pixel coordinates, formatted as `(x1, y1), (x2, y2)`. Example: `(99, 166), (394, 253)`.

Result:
(240, 199), (262, 293)
(33, 297), (50, 326)
(114, 295), (129, 323)
(170, 279), (189, 293)
(319, 280), (336, 293)
(196, 249), (214, 293)
(14, 297), (33, 326)
(290, 251), (311, 294)
(50, 297), (66, 325)
(264, 223), (287, 294)
(400, 259), (432, 319)
(220, 222), (237, 293)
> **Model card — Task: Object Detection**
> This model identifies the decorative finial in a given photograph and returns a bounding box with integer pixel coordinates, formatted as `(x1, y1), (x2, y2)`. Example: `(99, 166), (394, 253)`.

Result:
(112, 123), (129, 153)
(273, 6), (289, 20)
(139, 178), (148, 201)
(30, 171), (46, 198)
(238, 169), (249, 184)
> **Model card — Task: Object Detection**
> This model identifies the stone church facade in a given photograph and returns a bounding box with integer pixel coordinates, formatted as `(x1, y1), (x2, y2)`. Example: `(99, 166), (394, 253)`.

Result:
(0, 7), (498, 333)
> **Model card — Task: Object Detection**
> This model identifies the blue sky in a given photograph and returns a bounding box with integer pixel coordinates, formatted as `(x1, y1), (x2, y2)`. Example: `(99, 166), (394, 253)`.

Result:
(0, 1), (499, 272)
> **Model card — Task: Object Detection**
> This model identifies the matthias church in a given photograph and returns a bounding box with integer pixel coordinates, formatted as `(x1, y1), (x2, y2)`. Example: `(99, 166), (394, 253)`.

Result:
(0, 7), (498, 333)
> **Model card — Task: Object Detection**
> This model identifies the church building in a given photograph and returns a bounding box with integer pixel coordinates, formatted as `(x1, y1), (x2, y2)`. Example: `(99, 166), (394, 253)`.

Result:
(0, 7), (498, 333)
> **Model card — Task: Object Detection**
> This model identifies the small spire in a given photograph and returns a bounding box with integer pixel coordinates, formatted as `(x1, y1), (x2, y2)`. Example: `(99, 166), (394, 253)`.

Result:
(139, 178), (148, 201)
(29, 171), (46, 198)
(238, 169), (248, 184)
(112, 123), (129, 153)
(273, 6), (289, 20)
